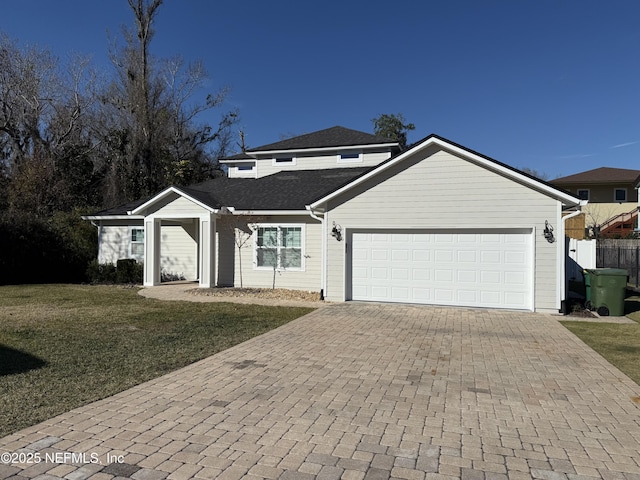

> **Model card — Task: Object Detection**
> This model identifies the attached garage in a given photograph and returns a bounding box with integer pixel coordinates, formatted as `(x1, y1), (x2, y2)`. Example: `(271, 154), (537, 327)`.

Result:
(349, 229), (533, 310)
(312, 135), (584, 312)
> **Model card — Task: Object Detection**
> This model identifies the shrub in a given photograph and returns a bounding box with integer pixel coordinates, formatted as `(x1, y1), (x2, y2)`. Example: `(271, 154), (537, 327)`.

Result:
(0, 209), (97, 285)
(86, 259), (117, 284)
(116, 259), (143, 284)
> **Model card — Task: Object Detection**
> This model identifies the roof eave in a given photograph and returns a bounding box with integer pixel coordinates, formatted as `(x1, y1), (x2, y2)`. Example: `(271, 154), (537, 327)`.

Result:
(247, 142), (399, 157)
(130, 186), (219, 215)
(82, 215), (145, 221)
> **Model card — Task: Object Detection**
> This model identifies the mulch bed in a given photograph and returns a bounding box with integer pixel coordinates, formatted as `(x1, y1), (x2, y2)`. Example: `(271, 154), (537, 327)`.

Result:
(188, 287), (322, 302)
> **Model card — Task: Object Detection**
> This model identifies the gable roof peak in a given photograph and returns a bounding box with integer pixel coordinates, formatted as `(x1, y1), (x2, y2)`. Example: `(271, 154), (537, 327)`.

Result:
(246, 125), (398, 153)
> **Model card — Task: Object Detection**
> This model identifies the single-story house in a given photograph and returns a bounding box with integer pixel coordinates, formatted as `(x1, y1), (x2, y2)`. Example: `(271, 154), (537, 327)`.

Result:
(84, 126), (584, 312)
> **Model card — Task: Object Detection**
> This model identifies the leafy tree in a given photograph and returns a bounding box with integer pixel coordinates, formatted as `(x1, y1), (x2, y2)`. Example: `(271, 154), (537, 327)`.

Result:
(372, 113), (415, 150)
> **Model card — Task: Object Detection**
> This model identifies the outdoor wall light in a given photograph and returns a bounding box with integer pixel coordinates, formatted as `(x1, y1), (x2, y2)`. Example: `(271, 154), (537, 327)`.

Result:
(543, 220), (555, 243)
(331, 222), (342, 241)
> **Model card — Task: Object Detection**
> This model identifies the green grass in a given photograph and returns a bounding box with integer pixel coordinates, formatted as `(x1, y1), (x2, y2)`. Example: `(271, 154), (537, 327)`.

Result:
(561, 294), (640, 387)
(0, 284), (314, 438)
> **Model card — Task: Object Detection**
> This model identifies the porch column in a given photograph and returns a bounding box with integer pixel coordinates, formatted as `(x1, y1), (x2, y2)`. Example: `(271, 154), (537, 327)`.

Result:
(199, 214), (217, 288)
(143, 217), (161, 286)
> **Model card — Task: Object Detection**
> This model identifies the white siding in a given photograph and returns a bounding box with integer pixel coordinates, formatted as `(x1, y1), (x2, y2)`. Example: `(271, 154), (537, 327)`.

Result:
(256, 151), (392, 178)
(324, 148), (560, 311)
(98, 220), (143, 264)
(223, 215), (322, 292)
(160, 222), (198, 281)
(226, 163), (257, 178)
(152, 193), (210, 217)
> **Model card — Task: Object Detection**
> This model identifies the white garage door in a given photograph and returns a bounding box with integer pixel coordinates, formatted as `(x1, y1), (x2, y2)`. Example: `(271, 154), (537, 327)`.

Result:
(350, 230), (533, 310)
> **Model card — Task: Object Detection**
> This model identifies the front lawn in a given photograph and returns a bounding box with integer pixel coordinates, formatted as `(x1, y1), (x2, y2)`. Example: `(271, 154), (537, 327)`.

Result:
(562, 295), (640, 386)
(0, 284), (314, 438)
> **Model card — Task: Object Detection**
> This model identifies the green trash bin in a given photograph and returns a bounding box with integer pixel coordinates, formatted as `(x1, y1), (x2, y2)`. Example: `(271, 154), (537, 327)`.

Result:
(584, 268), (628, 316)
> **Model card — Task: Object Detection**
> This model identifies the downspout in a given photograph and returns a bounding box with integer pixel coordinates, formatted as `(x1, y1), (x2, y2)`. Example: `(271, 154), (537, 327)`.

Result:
(560, 201), (587, 313)
(306, 206), (326, 300)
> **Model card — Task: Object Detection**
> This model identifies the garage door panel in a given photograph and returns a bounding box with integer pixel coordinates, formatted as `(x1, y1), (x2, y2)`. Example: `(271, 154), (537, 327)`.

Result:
(505, 251), (527, 264)
(392, 268), (409, 280)
(371, 249), (388, 261)
(392, 249), (409, 261)
(504, 271), (526, 285)
(434, 289), (454, 302)
(371, 267), (388, 279)
(413, 269), (430, 281)
(458, 290), (478, 303)
(457, 270), (477, 283)
(435, 269), (454, 282)
(351, 230), (532, 310)
(412, 250), (430, 261)
(391, 287), (410, 300)
(435, 250), (454, 262)
(413, 288), (431, 301)
(352, 266), (368, 279)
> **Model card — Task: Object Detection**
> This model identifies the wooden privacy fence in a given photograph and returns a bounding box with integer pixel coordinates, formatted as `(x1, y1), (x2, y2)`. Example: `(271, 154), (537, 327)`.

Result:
(596, 241), (640, 287)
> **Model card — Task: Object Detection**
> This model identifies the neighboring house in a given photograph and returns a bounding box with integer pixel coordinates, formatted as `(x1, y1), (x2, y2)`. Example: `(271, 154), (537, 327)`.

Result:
(551, 167), (640, 238)
(84, 126), (583, 313)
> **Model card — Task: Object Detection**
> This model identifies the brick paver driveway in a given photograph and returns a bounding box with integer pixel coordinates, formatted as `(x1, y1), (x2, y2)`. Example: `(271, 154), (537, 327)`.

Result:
(2, 303), (640, 480)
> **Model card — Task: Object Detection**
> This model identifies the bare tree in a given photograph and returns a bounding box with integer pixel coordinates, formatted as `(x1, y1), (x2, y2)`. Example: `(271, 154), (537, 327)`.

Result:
(99, 0), (238, 206)
(222, 213), (265, 288)
(0, 34), (99, 215)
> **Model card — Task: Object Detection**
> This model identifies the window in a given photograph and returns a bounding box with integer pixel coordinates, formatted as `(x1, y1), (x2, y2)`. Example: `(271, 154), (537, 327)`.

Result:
(577, 189), (589, 201)
(237, 165), (254, 171)
(272, 156), (295, 166)
(131, 228), (144, 259)
(255, 225), (303, 270)
(615, 188), (627, 202)
(337, 151), (363, 163)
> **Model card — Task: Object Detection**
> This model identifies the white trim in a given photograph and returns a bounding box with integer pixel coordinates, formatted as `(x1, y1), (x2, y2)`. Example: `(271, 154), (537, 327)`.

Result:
(227, 209), (310, 216)
(82, 215), (144, 221)
(309, 136), (582, 209)
(249, 142), (398, 157)
(130, 186), (219, 215)
(219, 158), (256, 163)
(306, 207), (326, 297)
(129, 226), (145, 261)
(253, 223), (306, 272)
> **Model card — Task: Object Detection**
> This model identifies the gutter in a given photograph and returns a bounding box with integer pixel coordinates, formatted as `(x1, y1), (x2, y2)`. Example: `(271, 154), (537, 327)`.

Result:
(306, 205), (326, 300)
(559, 200), (587, 313)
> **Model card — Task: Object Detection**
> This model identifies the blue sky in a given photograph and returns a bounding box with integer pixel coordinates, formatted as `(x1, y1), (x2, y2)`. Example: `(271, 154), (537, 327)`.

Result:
(1, 0), (638, 179)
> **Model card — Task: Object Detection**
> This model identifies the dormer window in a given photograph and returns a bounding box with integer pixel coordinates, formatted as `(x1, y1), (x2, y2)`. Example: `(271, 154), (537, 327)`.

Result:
(337, 151), (363, 163)
(272, 156), (296, 166)
(237, 165), (254, 171)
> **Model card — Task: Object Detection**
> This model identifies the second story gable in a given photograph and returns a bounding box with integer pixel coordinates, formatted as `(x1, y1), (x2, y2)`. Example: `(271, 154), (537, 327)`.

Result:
(221, 126), (400, 178)
(550, 167), (640, 204)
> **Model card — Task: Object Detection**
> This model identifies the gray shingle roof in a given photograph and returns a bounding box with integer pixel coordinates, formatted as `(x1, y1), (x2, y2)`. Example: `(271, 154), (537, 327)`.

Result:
(246, 126), (397, 152)
(185, 167), (372, 210)
(90, 167), (372, 216)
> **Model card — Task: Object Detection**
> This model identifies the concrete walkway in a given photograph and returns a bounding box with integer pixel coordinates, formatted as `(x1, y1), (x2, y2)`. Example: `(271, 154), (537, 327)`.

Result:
(2, 302), (640, 479)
